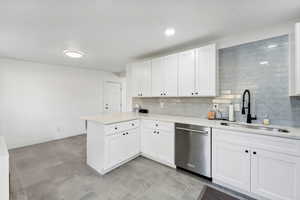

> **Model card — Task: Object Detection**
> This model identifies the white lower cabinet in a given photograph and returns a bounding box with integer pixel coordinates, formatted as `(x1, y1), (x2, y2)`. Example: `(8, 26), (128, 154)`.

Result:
(141, 128), (157, 158)
(251, 149), (300, 200)
(212, 128), (300, 200)
(141, 120), (175, 167)
(213, 141), (251, 192)
(105, 129), (139, 170)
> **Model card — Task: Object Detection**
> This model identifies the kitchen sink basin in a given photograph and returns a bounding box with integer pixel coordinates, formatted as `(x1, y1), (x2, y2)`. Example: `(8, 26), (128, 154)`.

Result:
(220, 122), (290, 133)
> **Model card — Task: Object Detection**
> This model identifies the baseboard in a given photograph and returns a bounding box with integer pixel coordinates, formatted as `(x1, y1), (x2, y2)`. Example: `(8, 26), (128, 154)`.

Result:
(141, 153), (176, 168)
(100, 154), (141, 175)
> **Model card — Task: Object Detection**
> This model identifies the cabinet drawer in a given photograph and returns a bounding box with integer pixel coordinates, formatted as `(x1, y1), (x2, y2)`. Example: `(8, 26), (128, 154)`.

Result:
(142, 119), (174, 131)
(213, 128), (300, 157)
(105, 120), (140, 135)
(123, 120), (140, 130)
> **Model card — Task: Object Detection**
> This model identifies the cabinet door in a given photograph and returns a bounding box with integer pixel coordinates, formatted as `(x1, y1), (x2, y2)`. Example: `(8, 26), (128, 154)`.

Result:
(156, 130), (174, 165)
(124, 129), (140, 159)
(151, 57), (165, 97)
(130, 63), (141, 97)
(195, 44), (217, 96)
(295, 23), (300, 95)
(178, 50), (196, 96)
(140, 61), (152, 97)
(164, 54), (178, 96)
(141, 128), (157, 158)
(131, 61), (151, 97)
(212, 140), (251, 192)
(105, 133), (126, 169)
(251, 149), (300, 200)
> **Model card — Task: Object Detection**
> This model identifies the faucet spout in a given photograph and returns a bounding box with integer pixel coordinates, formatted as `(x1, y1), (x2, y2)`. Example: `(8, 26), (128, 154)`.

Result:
(241, 89), (257, 123)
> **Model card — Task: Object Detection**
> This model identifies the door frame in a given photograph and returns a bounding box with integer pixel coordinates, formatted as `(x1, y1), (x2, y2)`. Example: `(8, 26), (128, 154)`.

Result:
(103, 81), (122, 113)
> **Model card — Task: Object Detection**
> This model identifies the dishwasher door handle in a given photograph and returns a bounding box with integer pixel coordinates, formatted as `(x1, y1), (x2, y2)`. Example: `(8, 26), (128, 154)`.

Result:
(175, 127), (209, 135)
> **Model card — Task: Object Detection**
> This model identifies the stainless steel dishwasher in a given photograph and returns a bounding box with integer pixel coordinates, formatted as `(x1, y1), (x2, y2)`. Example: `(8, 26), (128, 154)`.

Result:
(175, 123), (212, 178)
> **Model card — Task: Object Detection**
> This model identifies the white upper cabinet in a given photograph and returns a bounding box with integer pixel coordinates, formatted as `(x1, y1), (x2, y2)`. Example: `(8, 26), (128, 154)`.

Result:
(131, 61), (151, 97)
(292, 23), (300, 96)
(195, 44), (217, 96)
(152, 54), (178, 97)
(178, 49), (196, 96)
(164, 54), (178, 96)
(151, 57), (165, 96)
(129, 43), (217, 97)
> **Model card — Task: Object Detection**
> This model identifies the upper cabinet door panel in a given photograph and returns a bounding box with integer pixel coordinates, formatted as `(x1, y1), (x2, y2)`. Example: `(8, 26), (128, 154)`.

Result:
(164, 54), (178, 96)
(295, 23), (300, 95)
(178, 50), (196, 96)
(195, 44), (217, 96)
(140, 61), (152, 97)
(151, 57), (165, 97)
(130, 63), (141, 97)
(131, 61), (151, 97)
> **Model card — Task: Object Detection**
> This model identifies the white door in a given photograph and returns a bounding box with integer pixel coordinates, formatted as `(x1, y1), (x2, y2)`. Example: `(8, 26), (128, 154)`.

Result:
(156, 130), (174, 165)
(178, 49), (196, 96)
(195, 44), (217, 96)
(212, 140), (251, 192)
(124, 128), (140, 159)
(251, 149), (300, 200)
(151, 57), (165, 97)
(103, 81), (121, 113)
(164, 54), (178, 96)
(141, 128), (157, 158)
(105, 133), (126, 169)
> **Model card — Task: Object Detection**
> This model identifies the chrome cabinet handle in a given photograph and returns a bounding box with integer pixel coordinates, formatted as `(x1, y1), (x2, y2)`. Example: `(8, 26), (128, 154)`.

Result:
(175, 127), (209, 135)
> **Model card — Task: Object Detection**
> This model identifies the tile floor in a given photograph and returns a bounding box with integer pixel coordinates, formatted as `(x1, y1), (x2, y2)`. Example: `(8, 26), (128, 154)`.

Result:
(9, 135), (250, 200)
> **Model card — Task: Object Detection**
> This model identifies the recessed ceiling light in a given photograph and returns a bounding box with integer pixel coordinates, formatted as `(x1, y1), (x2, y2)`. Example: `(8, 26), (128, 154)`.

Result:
(267, 44), (278, 49)
(63, 50), (84, 58)
(165, 28), (175, 37)
(259, 61), (269, 65)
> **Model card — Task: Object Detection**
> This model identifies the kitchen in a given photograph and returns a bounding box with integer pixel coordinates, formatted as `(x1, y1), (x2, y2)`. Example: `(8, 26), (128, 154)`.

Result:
(1, 1), (300, 200)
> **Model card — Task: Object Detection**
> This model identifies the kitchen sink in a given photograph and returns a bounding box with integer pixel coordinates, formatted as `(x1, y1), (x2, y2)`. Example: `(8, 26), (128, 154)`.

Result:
(220, 122), (290, 133)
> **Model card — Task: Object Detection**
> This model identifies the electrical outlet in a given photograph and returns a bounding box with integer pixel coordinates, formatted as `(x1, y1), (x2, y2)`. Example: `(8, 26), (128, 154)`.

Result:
(213, 104), (219, 111)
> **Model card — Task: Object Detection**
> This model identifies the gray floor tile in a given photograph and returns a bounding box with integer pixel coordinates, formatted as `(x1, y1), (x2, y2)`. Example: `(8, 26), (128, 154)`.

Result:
(9, 135), (248, 200)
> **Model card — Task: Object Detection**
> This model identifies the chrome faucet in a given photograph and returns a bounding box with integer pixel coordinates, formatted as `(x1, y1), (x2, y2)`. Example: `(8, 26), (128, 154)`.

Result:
(242, 89), (257, 123)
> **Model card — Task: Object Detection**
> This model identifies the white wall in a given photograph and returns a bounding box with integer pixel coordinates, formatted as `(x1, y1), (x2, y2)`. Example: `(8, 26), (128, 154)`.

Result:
(0, 58), (122, 149)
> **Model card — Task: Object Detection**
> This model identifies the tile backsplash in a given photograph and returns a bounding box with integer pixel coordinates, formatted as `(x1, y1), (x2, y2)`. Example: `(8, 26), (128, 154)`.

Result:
(133, 35), (300, 127)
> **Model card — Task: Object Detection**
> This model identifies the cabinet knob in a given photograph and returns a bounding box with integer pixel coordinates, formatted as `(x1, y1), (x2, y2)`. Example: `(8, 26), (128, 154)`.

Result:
(115, 127), (118, 130)
(161, 93), (163, 96)
(253, 151), (257, 155)
(131, 123), (134, 126)
(195, 92), (198, 95)
(157, 131), (159, 134)
(123, 133), (125, 136)
(245, 150), (249, 153)
(153, 131), (156, 134)
(126, 132), (128, 135)
(191, 92), (194, 95)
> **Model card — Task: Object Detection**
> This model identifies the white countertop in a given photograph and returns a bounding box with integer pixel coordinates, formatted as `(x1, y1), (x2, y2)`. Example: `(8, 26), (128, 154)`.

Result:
(0, 136), (9, 158)
(81, 112), (300, 140)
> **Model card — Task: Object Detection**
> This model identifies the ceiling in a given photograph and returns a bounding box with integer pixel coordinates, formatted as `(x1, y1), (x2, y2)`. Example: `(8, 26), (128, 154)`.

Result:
(0, 0), (300, 72)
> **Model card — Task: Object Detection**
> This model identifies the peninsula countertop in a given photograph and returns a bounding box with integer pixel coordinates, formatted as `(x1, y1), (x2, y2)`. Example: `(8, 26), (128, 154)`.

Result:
(81, 112), (300, 140)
